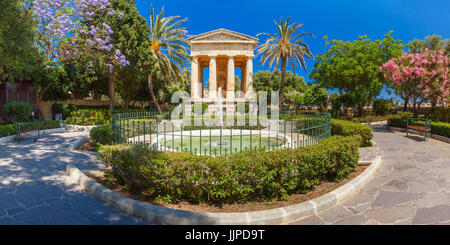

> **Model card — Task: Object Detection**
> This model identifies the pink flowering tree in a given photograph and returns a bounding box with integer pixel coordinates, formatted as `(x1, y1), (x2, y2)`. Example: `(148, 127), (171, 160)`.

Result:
(380, 49), (449, 116)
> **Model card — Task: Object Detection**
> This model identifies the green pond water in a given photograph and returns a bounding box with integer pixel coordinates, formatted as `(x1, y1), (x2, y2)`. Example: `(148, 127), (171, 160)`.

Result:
(161, 135), (285, 154)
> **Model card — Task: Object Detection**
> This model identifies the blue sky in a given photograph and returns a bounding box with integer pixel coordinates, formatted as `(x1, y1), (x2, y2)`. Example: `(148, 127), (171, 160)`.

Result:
(135, 0), (450, 98)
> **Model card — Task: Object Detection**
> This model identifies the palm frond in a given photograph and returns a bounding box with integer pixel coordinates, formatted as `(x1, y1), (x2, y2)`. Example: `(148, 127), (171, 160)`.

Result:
(149, 5), (191, 81)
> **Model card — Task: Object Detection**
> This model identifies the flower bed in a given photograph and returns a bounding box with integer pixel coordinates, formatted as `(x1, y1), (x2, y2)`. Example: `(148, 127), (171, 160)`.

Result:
(64, 109), (111, 126)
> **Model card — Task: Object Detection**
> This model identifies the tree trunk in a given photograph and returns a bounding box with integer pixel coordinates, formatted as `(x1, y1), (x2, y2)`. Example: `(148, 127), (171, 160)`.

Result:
(279, 58), (286, 111)
(417, 101), (423, 117)
(108, 74), (115, 110)
(412, 96), (418, 117)
(148, 74), (161, 113)
(431, 99), (437, 107)
(357, 102), (364, 117)
(403, 97), (408, 111)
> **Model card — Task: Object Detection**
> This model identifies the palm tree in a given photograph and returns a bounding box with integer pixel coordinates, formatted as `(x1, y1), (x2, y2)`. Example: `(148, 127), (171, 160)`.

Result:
(257, 17), (314, 109)
(148, 5), (190, 113)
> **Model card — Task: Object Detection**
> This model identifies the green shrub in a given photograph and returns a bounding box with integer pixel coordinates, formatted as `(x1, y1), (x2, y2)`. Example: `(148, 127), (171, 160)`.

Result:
(90, 125), (113, 146)
(331, 119), (373, 147)
(99, 135), (361, 204)
(17, 120), (61, 131)
(373, 99), (393, 116)
(430, 122), (450, 138)
(388, 117), (450, 138)
(387, 117), (407, 128)
(2, 102), (32, 122)
(396, 111), (413, 119)
(0, 124), (15, 137)
(427, 106), (450, 123)
(0, 120), (60, 138)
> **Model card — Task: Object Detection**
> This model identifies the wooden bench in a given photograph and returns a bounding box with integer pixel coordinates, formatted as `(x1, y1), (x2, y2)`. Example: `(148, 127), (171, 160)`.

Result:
(406, 118), (431, 141)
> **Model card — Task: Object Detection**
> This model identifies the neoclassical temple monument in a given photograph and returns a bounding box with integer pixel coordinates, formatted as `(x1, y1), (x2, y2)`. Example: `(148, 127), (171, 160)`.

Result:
(187, 29), (258, 106)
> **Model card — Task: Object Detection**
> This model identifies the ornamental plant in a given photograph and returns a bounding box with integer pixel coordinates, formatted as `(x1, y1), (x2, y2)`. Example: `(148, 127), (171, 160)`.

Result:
(380, 49), (449, 116)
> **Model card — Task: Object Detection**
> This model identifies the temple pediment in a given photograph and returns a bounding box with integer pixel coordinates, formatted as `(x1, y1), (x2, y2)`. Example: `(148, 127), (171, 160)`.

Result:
(188, 28), (258, 44)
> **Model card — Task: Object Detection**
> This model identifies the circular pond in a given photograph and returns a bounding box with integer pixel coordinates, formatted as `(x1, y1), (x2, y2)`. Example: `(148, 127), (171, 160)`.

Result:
(151, 129), (292, 155)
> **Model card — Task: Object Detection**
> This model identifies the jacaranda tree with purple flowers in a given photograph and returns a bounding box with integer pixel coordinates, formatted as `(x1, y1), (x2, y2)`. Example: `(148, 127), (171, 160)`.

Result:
(31, 0), (80, 100)
(63, 0), (151, 110)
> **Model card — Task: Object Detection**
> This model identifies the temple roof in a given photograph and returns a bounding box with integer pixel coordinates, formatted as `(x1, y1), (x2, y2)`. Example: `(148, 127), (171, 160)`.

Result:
(187, 28), (258, 44)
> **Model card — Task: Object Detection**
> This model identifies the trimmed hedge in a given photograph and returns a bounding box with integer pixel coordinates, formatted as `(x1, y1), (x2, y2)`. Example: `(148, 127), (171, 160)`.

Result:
(388, 117), (450, 138)
(331, 119), (373, 147)
(2, 101), (32, 122)
(16, 120), (61, 132)
(90, 125), (113, 146)
(99, 135), (361, 204)
(0, 120), (61, 138)
(0, 124), (15, 137)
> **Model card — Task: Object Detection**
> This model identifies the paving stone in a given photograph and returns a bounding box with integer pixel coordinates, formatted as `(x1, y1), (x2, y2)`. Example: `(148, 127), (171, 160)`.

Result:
(412, 205), (450, 225)
(288, 130), (450, 225)
(331, 214), (368, 225)
(364, 205), (415, 224)
(342, 193), (375, 207)
(349, 202), (372, 214)
(393, 218), (412, 225)
(0, 187), (15, 195)
(13, 212), (41, 224)
(15, 205), (92, 225)
(48, 198), (73, 210)
(415, 192), (450, 208)
(371, 191), (416, 207)
(6, 207), (26, 216)
(14, 190), (44, 208)
(408, 181), (440, 193)
(318, 205), (354, 223)
(291, 215), (324, 225)
(0, 131), (149, 225)
(0, 194), (19, 209)
(0, 217), (26, 225)
(364, 219), (379, 225)
(382, 179), (409, 192)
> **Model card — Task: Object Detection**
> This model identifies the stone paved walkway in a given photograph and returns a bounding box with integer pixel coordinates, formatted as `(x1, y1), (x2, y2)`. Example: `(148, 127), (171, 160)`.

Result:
(291, 126), (450, 225)
(0, 130), (150, 224)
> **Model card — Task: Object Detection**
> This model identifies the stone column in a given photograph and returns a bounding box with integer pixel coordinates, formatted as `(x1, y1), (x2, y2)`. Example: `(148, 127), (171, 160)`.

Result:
(208, 55), (217, 99)
(190, 56), (199, 99)
(245, 56), (254, 98)
(198, 63), (203, 98)
(241, 64), (246, 94)
(227, 55), (235, 99)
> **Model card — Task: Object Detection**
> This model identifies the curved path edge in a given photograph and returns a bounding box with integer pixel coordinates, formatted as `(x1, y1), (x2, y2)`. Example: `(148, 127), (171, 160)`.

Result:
(65, 135), (383, 225)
